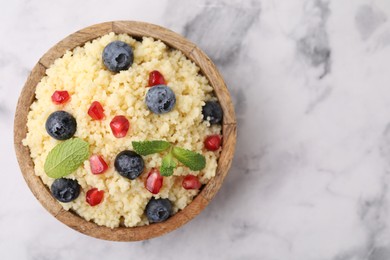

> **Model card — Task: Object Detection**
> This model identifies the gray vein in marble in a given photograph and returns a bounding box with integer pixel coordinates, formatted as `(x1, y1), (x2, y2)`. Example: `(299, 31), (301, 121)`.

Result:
(233, 153), (263, 175)
(380, 124), (390, 164)
(334, 130), (390, 260)
(359, 182), (388, 249)
(374, 29), (390, 49)
(368, 247), (390, 260)
(230, 220), (261, 242)
(182, 0), (260, 66)
(355, 4), (387, 40)
(333, 177), (389, 260)
(229, 87), (250, 127)
(233, 88), (247, 118)
(363, 11), (390, 53)
(305, 83), (332, 114)
(297, 0), (331, 79)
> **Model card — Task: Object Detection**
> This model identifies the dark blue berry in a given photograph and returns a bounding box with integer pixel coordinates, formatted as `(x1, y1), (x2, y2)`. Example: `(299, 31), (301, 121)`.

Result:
(202, 101), (223, 124)
(145, 198), (173, 223)
(45, 111), (77, 140)
(51, 178), (80, 203)
(102, 41), (134, 72)
(114, 150), (144, 180)
(145, 85), (176, 114)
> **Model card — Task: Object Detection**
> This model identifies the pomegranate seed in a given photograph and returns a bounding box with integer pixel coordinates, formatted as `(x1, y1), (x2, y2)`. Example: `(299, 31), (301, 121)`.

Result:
(110, 115), (130, 138)
(51, 90), (70, 105)
(145, 168), (163, 194)
(88, 101), (105, 120)
(148, 70), (166, 87)
(182, 175), (202, 190)
(89, 155), (108, 174)
(86, 188), (104, 206)
(204, 135), (222, 151)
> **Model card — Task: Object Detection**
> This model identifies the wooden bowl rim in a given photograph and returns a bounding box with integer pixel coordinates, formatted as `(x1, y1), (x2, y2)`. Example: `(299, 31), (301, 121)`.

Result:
(14, 21), (237, 241)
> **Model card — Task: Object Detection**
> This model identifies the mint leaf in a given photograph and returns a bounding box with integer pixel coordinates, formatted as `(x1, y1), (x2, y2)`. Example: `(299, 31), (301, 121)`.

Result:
(160, 152), (176, 176)
(172, 147), (206, 171)
(44, 138), (90, 178)
(132, 140), (171, 156)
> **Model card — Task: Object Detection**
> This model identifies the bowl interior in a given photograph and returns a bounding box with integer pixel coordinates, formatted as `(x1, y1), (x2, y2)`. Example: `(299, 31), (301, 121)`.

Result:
(14, 21), (236, 241)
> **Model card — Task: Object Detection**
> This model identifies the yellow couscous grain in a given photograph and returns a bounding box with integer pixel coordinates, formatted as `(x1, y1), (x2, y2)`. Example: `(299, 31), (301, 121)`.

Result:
(23, 33), (221, 228)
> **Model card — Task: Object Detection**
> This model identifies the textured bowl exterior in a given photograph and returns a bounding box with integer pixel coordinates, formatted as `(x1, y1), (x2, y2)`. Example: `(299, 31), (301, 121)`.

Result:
(14, 21), (237, 241)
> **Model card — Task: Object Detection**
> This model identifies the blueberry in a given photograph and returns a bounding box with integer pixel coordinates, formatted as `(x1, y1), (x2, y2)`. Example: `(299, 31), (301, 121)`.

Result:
(145, 198), (173, 223)
(51, 178), (80, 203)
(45, 111), (77, 140)
(202, 101), (223, 124)
(114, 150), (144, 180)
(145, 85), (176, 114)
(102, 41), (133, 72)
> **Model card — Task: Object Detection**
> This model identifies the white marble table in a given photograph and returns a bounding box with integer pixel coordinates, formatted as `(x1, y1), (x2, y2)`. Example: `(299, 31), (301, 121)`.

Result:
(2, 0), (390, 259)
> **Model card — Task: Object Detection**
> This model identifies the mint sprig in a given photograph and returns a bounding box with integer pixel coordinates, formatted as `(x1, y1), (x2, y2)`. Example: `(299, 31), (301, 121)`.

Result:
(132, 140), (206, 176)
(172, 147), (206, 171)
(160, 152), (176, 176)
(132, 140), (171, 155)
(44, 138), (90, 178)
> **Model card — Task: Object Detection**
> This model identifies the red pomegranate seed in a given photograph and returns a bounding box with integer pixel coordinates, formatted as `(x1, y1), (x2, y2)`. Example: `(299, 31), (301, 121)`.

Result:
(145, 168), (163, 194)
(86, 188), (104, 206)
(110, 115), (130, 138)
(148, 70), (166, 87)
(88, 101), (105, 120)
(182, 175), (202, 190)
(89, 155), (108, 175)
(204, 135), (222, 151)
(51, 90), (70, 105)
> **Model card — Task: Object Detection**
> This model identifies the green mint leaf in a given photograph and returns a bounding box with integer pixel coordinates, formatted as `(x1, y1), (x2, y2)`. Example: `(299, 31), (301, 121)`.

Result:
(172, 147), (206, 171)
(160, 152), (176, 176)
(132, 140), (171, 155)
(44, 138), (90, 178)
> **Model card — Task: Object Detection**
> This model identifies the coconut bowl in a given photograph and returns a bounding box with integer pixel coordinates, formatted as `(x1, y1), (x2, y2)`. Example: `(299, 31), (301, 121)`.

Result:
(14, 21), (236, 241)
